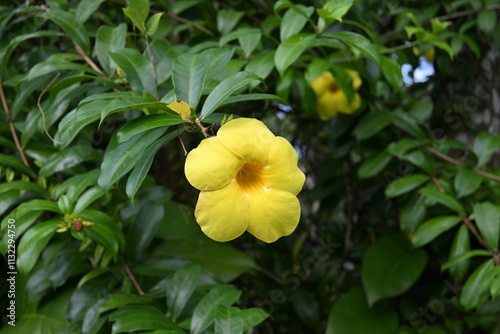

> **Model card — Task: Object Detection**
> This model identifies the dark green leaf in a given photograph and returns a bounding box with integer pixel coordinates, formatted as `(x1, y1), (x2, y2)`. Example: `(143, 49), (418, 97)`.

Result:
(99, 293), (152, 313)
(95, 23), (127, 73)
(473, 202), (499, 251)
(39, 145), (99, 178)
(43, 10), (90, 51)
(477, 10), (496, 34)
(241, 308), (269, 331)
(412, 215), (462, 248)
(166, 264), (202, 321)
(117, 114), (186, 143)
(419, 187), (465, 214)
(0, 154), (35, 177)
(385, 174), (429, 198)
(460, 259), (494, 310)
(326, 287), (398, 334)
(472, 132), (500, 167)
(74, 186), (105, 213)
(454, 167), (482, 198)
(108, 48), (156, 95)
(126, 201), (164, 257)
(447, 225), (470, 281)
(325, 31), (380, 64)
(191, 285), (242, 334)
(80, 210), (125, 251)
(380, 56), (402, 91)
(358, 150), (392, 179)
(109, 305), (182, 333)
(362, 234), (427, 306)
(100, 97), (170, 126)
(388, 109), (428, 140)
(217, 9), (244, 34)
(172, 52), (211, 110)
(441, 249), (491, 271)
(353, 110), (391, 141)
(76, 0), (104, 23)
(0, 180), (48, 196)
(221, 93), (287, 106)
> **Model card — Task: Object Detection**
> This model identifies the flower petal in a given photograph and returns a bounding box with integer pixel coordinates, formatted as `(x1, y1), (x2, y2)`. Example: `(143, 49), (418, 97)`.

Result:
(217, 118), (275, 164)
(264, 137), (305, 196)
(195, 180), (249, 242)
(338, 92), (361, 114)
(247, 188), (301, 243)
(345, 69), (362, 90)
(185, 137), (243, 191)
(316, 92), (340, 120)
(310, 71), (334, 97)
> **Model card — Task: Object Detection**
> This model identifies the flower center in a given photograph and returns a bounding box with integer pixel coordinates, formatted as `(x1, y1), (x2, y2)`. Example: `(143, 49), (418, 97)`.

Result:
(328, 82), (340, 94)
(235, 162), (265, 194)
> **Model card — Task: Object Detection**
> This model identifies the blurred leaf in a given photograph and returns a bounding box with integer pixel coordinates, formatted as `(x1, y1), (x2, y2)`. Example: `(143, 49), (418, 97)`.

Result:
(441, 249), (491, 271)
(85, 219), (119, 254)
(39, 146), (99, 178)
(200, 71), (262, 119)
(109, 48), (156, 95)
(215, 306), (244, 334)
(385, 174), (429, 198)
(217, 9), (244, 34)
(244, 51), (276, 89)
(280, 5), (314, 41)
(388, 110), (428, 140)
(400, 194), (427, 234)
(358, 150), (392, 179)
(487, 266), (500, 299)
(241, 308), (269, 331)
(290, 290), (320, 330)
(99, 293), (152, 313)
(172, 53), (211, 111)
(380, 56), (402, 91)
(43, 10), (90, 51)
(109, 305), (182, 333)
(448, 225), (470, 281)
(191, 285), (242, 334)
(126, 201), (164, 257)
(409, 101), (433, 123)
(166, 264), (202, 321)
(205, 48), (235, 80)
(325, 31), (380, 64)
(126, 129), (183, 203)
(221, 93), (287, 106)
(238, 29), (262, 58)
(362, 234), (427, 306)
(146, 12), (164, 36)
(117, 114), (186, 143)
(317, 0), (353, 32)
(96, 23), (127, 73)
(472, 132), (500, 167)
(0, 180), (48, 196)
(460, 259), (494, 311)
(473, 202), (500, 251)
(477, 10), (496, 34)
(412, 215), (462, 248)
(454, 167), (482, 198)
(17, 219), (60, 276)
(58, 194), (74, 214)
(353, 110), (391, 141)
(387, 138), (420, 158)
(98, 127), (166, 193)
(275, 33), (315, 76)
(330, 66), (354, 102)
(76, 0), (104, 23)
(0, 154), (35, 177)
(419, 187), (465, 214)
(326, 287), (398, 334)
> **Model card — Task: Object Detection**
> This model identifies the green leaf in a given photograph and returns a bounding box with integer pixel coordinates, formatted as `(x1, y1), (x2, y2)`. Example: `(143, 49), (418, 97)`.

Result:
(400, 194), (427, 234)
(126, 201), (164, 257)
(353, 110), (391, 141)
(387, 138), (421, 158)
(172, 52), (211, 110)
(472, 132), (500, 167)
(380, 56), (402, 91)
(58, 194), (74, 214)
(487, 266), (500, 299)
(477, 10), (496, 34)
(74, 186), (105, 213)
(95, 23), (127, 73)
(441, 249), (491, 271)
(280, 5), (314, 42)
(388, 109), (428, 140)
(419, 187), (465, 214)
(275, 33), (315, 77)
(108, 48), (156, 95)
(17, 219), (60, 276)
(76, 0), (104, 23)
(221, 93), (287, 106)
(98, 128), (166, 193)
(244, 50), (276, 89)
(166, 264), (202, 321)
(109, 305), (181, 333)
(217, 9), (244, 34)
(238, 29), (261, 58)
(362, 234), (427, 306)
(0, 154), (35, 177)
(200, 71), (261, 119)
(325, 287), (398, 334)
(409, 101), (433, 123)
(43, 10), (90, 52)
(454, 167), (482, 198)
(460, 259), (494, 311)
(129, 0), (149, 22)
(473, 202), (500, 251)
(99, 293), (152, 313)
(358, 150), (392, 179)
(240, 308), (269, 331)
(56, 169), (100, 201)
(215, 306), (244, 334)
(317, 0), (353, 32)
(191, 285), (242, 334)
(100, 97), (170, 127)
(80, 210), (125, 250)
(39, 145), (99, 178)
(0, 180), (48, 196)
(385, 174), (429, 198)
(146, 12), (164, 36)
(330, 66), (354, 102)
(126, 130), (183, 203)
(325, 31), (380, 64)
(447, 225), (470, 281)
(84, 219), (119, 254)
(117, 114), (186, 143)
(123, 8), (146, 32)
(205, 48), (236, 80)
(412, 215), (462, 248)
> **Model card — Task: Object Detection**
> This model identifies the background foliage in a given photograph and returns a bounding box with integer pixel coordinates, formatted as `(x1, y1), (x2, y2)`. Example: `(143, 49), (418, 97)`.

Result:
(1, 0), (500, 333)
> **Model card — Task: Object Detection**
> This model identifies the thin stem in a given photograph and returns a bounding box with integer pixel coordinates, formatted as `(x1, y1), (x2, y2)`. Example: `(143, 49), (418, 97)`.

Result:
(0, 79), (30, 167)
(194, 118), (209, 138)
(460, 214), (500, 265)
(383, 4), (500, 38)
(73, 41), (105, 76)
(124, 264), (145, 295)
(259, 267), (284, 286)
(144, 33), (159, 100)
(38, 72), (65, 144)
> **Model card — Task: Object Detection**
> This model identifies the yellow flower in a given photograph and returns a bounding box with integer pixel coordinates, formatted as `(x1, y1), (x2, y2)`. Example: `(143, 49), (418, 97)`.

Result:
(184, 118), (305, 243)
(413, 46), (436, 63)
(310, 70), (362, 121)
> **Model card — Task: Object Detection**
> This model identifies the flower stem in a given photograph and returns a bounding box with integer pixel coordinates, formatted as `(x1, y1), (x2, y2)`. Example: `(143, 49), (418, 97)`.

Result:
(124, 264), (145, 295)
(194, 118), (209, 138)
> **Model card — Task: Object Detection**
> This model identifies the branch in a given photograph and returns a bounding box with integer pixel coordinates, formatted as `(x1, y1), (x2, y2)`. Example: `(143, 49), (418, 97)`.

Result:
(460, 213), (500, 265)
(124, 264), (145, 295)
(0, 79), (30, 167)
(73, 41), (105, 76)
(194, 118), (209, 138)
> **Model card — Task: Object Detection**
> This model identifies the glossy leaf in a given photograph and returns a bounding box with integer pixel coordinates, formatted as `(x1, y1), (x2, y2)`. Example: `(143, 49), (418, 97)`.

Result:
(275, 33), (315, 76)
(100, 97), (170, 126)
(126, 201), (164, 257)
(460, 259), (494, 311)
(215, 306), (244, 334)
(362, 234), (427, 306)
(108, 48), (156, 95)
(0, 180), (48, 196)
(419, 187), (465, 214)
(0, 154), (35, 177)
(43, 10), (90, 51)
(412, 215), (462, 248)
(353, 110), (391, 141)
(109, 305), (181, 333)
(447, 225), (470, 281)
(441, 249), (491, 271)
(39, 146), (99, 178)
(325, 31), (380, 64)
(244, 50), (276, 89)
(166, 264), (202, 321)
(95, 23), (127, 73)
(117, 114), (186, 143)
(191, 285), (242, 334)
(380, 56), (403, 91)
(280, 5), (314, 41)
(473, 202), (500, 250)
(172, 52), (211, 111)
(385, 174), (429, 198)
(454, 167), (482, 198)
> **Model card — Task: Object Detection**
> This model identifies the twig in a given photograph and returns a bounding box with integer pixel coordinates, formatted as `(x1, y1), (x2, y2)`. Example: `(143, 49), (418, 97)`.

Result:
(38, 72), (65, 144)
(177, 127), (188, 156)
(382, 4), (500, 38)
(0, 79), (30, 167)
(426, 146), (500, 183)
(459, 214), (500, 265)
(259, 266), (284, 286)
(144, 33), (159, 100)
(124, 264), (145, 295)
(194, 118), (209, 138)
(73, 41), (105, 76)
(431, 176), (445, 193)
